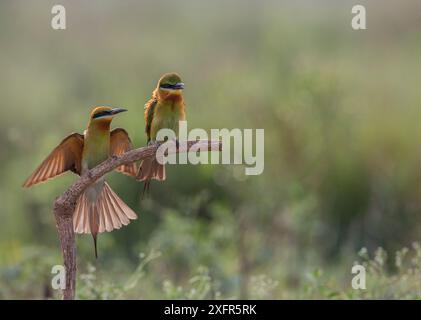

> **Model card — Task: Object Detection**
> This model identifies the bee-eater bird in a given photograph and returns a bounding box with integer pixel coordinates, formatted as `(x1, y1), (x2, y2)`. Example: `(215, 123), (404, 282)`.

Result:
(137, 73), (186, 192)
(23, 106), (138, 258)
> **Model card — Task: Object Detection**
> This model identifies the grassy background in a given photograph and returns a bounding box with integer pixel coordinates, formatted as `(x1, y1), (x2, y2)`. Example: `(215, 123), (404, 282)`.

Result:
(1, 0), (421, 299)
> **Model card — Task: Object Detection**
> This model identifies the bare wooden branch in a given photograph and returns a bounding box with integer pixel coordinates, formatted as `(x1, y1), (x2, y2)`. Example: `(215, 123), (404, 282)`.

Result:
(53, 140), (221, 300)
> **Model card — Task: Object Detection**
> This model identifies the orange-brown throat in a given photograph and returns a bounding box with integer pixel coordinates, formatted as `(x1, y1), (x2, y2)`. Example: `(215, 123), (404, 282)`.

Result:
(88, 117), (112, 132)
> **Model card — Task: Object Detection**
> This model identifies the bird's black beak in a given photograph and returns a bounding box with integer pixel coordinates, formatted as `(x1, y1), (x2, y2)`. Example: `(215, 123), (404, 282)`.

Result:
(172, 82), (185, 90)
(110, 108), (128, 115)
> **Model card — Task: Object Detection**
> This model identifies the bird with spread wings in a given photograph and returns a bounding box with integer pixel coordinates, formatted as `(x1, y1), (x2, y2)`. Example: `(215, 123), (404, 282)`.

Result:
(23, 106), (138, 258)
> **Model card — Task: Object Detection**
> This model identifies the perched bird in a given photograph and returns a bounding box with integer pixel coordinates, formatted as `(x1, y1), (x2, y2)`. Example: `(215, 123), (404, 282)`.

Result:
(137, 73), (186, 193)
(23, 106), (138, 258)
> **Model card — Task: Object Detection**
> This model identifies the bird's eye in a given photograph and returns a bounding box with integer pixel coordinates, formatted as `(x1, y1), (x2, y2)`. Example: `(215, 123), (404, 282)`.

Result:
(160, 83), (173, 89)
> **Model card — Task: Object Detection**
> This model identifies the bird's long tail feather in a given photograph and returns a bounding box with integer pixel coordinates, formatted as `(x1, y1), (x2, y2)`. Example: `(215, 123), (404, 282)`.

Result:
(73, 182), (138, 257)
(136, 157), (166, 197)
(137, 157), (166, 181)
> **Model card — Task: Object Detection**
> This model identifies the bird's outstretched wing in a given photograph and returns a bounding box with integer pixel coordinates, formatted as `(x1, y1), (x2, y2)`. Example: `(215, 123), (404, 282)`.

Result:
(144, 98), (157, 143)
(110, 128), (137, 177)
(23, 133), (84, 187)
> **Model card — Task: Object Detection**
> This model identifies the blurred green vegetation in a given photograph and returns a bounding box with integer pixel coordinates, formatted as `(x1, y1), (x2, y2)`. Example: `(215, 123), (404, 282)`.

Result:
(1, 0), (421, 299)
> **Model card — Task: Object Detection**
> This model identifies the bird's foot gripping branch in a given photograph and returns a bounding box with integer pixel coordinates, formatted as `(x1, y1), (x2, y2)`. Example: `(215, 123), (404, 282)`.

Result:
(53, 140), (221, 300)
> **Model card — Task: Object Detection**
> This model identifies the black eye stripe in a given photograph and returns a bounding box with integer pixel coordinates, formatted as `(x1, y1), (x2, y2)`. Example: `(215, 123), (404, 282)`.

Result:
(160, 83), (175, 89)
(92, 110), (111, 119)
(160, 82), (184, 90)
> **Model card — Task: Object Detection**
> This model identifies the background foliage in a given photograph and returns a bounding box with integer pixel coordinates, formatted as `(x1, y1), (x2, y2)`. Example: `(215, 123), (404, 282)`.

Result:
(1, 0), (421, 299)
